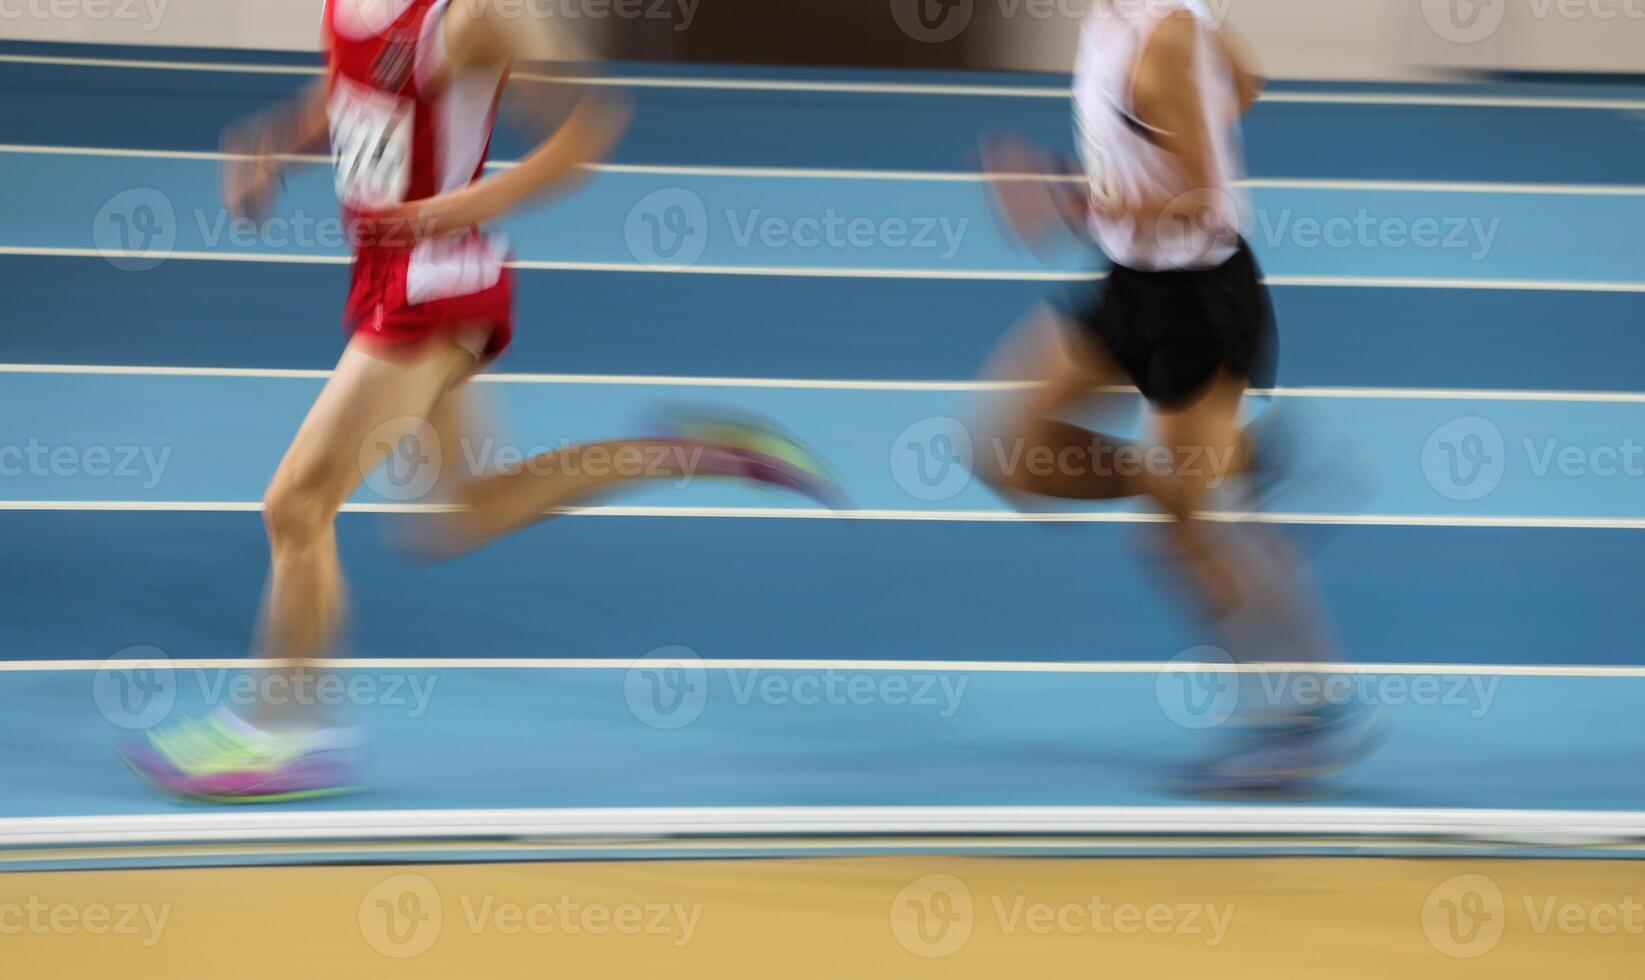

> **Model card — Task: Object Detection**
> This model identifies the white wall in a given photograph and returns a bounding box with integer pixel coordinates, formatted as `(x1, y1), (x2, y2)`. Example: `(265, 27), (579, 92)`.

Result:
(1, 0), (327, 49)
(1404, 0), (1645, 74)
(980, 0), (1414, 79)
(981, 0), (1645, 80)
(5, 0), (1644, 78)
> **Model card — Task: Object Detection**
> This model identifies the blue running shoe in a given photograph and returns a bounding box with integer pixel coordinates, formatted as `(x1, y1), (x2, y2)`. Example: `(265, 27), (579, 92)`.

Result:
(1168, 700), (1387, 798)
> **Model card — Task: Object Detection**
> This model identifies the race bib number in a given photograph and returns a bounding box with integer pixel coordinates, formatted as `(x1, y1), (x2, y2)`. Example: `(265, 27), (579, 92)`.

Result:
(1075, 114), (1120, 210)
(329, 77), (413, 209)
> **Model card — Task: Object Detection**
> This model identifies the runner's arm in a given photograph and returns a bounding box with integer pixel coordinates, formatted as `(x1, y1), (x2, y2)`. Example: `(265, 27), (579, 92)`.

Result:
(1097, 11), (1221, 224)
(377, 6), (632, 239)
(221, 80), (329, 219)
(1211, 24), (1265, 115)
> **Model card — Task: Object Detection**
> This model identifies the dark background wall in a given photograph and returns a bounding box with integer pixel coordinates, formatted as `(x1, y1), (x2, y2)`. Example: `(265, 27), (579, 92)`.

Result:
(612, 0), (981, 69)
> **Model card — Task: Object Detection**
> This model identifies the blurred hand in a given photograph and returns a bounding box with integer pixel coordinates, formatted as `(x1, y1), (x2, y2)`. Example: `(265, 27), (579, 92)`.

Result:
(979, 135), (1088, 249)
(221, 118), (284, 221)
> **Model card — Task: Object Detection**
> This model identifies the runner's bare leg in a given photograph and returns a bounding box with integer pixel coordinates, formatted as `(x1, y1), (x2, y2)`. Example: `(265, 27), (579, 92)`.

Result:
(252, 334), (477, 727)
(415, 376), (719, 558)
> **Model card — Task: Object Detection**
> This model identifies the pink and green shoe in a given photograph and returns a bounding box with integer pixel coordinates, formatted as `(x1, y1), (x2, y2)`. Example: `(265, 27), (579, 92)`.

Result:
(658, 407), (845, 508)
(119, 712), (362, 805)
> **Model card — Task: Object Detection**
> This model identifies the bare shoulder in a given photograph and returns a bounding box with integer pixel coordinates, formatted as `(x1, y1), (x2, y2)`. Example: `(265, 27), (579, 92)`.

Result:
(444, 1), (583, 70)
(440, 0), (512, 74)
(1139, 9), (1200, 80)
(1133, 9), (1200, 119)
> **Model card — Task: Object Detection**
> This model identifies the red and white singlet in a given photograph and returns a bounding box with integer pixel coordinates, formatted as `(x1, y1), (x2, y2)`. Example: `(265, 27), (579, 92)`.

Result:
(324, 0), (514, 359)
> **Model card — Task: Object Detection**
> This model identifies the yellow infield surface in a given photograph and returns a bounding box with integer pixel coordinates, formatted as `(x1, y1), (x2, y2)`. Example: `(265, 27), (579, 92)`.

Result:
(5, 857), (1643, 977)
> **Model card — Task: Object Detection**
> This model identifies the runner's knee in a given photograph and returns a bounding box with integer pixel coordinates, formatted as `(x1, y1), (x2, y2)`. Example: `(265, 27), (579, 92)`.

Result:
(263, 463), (342, 548)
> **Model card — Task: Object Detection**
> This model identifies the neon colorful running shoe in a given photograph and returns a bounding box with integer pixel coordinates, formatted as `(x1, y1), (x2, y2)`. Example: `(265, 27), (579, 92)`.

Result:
(119, 712), (361, 805)
(658, 406), (846, 508)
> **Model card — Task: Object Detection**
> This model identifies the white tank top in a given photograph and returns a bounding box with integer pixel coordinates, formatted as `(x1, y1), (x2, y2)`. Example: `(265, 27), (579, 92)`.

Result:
(1072, 0), (1249, 271)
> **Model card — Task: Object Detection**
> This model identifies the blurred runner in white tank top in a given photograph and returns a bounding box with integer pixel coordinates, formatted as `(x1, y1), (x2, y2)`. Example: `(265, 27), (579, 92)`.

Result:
(975, 0), (1384, 796)
(1074, 0), (1250, 271)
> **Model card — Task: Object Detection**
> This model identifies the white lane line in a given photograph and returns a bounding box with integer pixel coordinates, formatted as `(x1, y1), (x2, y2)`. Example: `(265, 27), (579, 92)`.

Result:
(0, 52), (323, 76)
(0, 247), (1100, 281)
(567, 78), (1645, 110)
(1240, 177), (1645, 197)
(3, 247), (1641, 291)
(566, 170), (1645, 195)
(10, 363), (1645, 404)
(0, 54), (1061, 97)
(599, 161), (1052, 182)
(6, 657), (1642, 677)
(1251, 385), (1645, 403)
(1, 144), (1049, 183)
(0, 363), (336, 380)
(8, 53), (1645, 110)
(0, 363), (1033, 388)
(3, 500), (1645, 530)
(0, 144), (330, 163)
(0, 246), (352, 266)
(4, 806), (1643, 847)
(520, 71), (1066, 98)
(10, 144), (1645, 196)
(1262, 275), (1645, 293)
(20, 837), (1636, 865)
(1259, 90), (1645, 111)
